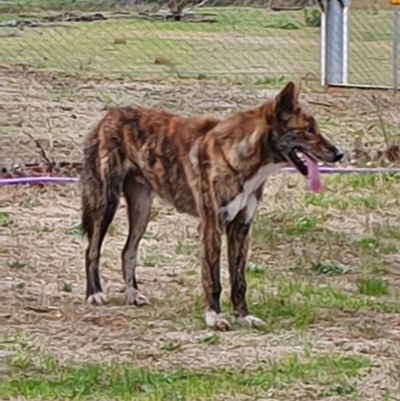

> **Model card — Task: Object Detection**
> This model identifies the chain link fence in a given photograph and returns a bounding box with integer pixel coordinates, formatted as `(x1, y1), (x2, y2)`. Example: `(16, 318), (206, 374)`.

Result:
(0, 1), (393, 85)
(347, 0), (395, 87)
(0, 0), (327, 84)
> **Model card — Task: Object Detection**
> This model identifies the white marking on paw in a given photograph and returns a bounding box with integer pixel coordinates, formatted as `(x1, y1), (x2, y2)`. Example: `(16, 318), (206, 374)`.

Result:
(220, 163), (284, 224)
(125, 288), (149, 306)
(205, 310), (231, 331)
(87, 292), (108, 305)
(236, 314), (265, 329)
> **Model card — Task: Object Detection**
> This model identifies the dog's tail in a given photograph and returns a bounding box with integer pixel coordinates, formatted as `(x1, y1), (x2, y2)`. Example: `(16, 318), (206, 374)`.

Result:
(80, 111), (127, 238)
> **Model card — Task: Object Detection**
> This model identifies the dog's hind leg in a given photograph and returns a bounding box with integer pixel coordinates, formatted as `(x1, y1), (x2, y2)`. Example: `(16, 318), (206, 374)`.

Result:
(121, 172), (153, 306)
(84, 191), (121, 305)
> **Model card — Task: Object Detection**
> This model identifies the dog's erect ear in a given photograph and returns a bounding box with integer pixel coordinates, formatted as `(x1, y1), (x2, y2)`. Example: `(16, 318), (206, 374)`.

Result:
(274, 81), (300, 117)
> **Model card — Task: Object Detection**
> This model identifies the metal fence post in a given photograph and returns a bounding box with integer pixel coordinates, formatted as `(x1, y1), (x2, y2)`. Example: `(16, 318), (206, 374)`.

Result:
(320, 4), (326, 86)
(391, 6), (399, 92)
(320, 0), (349, 87)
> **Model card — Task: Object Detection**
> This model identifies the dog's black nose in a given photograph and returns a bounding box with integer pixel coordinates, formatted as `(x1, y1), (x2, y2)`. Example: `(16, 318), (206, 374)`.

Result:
(333, 149), (344, 163)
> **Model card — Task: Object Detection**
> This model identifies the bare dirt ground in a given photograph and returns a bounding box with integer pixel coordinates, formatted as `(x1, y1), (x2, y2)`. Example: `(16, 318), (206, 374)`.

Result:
(2, 69), (400, 399)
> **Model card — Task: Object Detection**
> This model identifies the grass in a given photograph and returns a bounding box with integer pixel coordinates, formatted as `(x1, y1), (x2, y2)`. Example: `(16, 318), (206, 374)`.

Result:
(193, 271), (400, 332)
(357, 277), (389, 296)
(0, 342), (371, 400)
(0, 10), (319, 83)
(0, 6), (395, 85)
(0, 211), (14, 227)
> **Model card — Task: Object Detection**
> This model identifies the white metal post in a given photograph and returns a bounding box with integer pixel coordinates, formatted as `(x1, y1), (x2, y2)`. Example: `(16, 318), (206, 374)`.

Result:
(320, 7), (326, 86)
(321, 0), (349, 86)
(392, 7), (399, 92)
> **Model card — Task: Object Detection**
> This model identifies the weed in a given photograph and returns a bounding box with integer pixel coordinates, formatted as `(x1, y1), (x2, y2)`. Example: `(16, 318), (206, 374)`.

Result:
(358, 278), (389, 297)
(161, 342), (181, 352)
(197, 334), (220, 345)
(8, 260), (27, 270)
(312, 263), (347, 276)
(0, 211), (14, 227)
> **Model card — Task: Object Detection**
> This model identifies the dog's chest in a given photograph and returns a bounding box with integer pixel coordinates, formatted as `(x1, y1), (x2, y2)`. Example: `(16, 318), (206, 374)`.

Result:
(220, 163), (283, 224)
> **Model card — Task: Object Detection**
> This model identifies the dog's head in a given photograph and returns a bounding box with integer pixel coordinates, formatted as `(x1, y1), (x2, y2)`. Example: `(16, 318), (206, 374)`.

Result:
(266, 81), (343, 192)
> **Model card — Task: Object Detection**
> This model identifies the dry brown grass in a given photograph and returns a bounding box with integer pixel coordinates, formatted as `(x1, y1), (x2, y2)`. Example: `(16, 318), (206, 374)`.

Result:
(352, 0), (393, 10)
(2, 70), (400, 399)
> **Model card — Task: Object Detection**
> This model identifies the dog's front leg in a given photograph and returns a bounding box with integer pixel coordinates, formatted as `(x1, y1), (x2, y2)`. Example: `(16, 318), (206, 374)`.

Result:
(226, 210), (265, 330)
(199, 218), (231, 331)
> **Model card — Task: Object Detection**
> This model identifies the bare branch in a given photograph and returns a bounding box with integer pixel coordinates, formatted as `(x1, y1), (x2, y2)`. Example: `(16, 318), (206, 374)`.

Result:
(23, 130), (54, 165)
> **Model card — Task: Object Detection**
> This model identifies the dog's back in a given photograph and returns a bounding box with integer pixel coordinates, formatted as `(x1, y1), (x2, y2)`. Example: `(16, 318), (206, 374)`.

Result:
(81, 106), (220, 237)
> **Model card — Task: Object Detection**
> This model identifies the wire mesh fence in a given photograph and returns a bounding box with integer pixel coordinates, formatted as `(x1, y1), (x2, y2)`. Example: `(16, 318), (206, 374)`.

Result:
(0, 0), (326, 84)
(0, 1), (395, 86)
(347, 0), (395, 87)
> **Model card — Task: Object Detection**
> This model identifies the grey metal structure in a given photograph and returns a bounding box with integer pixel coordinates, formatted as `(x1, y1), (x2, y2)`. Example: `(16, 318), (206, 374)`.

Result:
(321, 0), (399, 91)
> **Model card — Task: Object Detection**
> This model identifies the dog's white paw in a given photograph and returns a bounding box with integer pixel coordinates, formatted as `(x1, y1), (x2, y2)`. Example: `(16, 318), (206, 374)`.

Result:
(87, 292), (108, 305)
(125, 288), (149, 307)
(235, 314), (265, 329)
(205, 310), (231, 332)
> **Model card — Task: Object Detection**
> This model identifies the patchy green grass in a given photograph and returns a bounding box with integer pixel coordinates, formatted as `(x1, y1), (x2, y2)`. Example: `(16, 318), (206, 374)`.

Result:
(0, 211), (14, 227)
(0, 17), (318, 83)
(189, 271), (400, 332)
(0, 344), (370, 400)
(357, 277), (389, 296)
(252, 173), (400, 263)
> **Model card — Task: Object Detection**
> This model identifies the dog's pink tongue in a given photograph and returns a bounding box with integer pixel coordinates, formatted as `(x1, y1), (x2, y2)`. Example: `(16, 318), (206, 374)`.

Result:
(304, 154), (322, 193)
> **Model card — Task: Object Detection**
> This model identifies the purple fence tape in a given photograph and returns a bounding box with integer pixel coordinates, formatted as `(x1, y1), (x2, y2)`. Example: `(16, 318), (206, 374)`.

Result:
(2, 167), (400, 186)
(0, 176), (80, 186)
